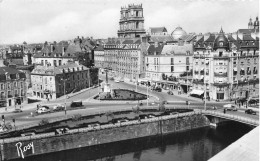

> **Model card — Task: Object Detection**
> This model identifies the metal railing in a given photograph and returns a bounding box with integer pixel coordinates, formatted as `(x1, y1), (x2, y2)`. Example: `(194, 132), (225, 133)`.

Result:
(200, 110), (259, 126)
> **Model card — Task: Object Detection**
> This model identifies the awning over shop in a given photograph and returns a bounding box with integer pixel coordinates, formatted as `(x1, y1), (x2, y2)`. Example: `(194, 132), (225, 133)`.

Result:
(241, 68), (244, 70)
(138, 79), (148, 82)
(190, 89), (204, 95)
(234, 67), (237, 71)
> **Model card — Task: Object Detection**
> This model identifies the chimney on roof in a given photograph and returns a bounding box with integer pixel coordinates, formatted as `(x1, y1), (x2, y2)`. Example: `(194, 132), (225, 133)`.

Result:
(62, 47), (65, 55)
(51, 45), (53, 52)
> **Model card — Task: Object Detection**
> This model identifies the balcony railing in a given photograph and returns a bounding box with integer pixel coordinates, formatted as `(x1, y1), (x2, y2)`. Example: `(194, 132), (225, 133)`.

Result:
(214, 72), (228, 77)
(213, 82), (229, 86)
(193, 79), (204, 84)
(253, 70), (258, 74)
(247, 71), (251, 75)
(15, 94), (19, 97)
(8, 95), (12, 98)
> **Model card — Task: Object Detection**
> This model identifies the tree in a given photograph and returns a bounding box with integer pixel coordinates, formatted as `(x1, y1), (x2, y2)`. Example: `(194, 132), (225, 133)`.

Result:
(158, 102), (166, 112)
(105, 111), (114, 121)
(132, 105), (141, 120)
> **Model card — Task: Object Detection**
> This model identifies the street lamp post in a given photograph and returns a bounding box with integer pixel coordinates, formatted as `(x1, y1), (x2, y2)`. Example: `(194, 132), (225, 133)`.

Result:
(61, 78), (67, 115)
(204, 54), (207, 110)
(147, 84), (149, 106)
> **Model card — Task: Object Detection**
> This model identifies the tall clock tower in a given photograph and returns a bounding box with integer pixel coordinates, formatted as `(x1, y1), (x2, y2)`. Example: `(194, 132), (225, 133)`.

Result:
(117, 4), (146, 38)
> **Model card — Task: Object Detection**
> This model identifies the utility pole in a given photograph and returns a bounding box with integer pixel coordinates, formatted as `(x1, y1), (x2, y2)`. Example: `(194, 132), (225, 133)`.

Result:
(63, 79), (67, 115)
(204, 54), (207, 110)
(88, 69), (91, 98)
(98, 68), (100, 101)
(147, 84), (149, 106)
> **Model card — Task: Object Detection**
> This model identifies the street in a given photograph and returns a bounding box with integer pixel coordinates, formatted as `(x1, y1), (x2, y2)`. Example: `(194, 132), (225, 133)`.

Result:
(1, 76), (258, 128)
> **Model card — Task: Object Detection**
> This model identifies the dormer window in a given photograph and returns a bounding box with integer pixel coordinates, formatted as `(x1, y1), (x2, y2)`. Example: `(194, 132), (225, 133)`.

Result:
(219, 42), (223, 47)
(246, 42), (249, 45)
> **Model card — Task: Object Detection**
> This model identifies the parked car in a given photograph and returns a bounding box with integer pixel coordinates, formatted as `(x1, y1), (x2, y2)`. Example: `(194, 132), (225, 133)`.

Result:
(36, 106), (51, 114)
(161, 100), (168, 104)
(167, 90), (174, 95)
(115, 80), (120, 83)
(153, 87), (162, 92)
(212, 106), (217, 110)
(248, 99), (258, 104)
(71, 101), (83, 108)
(223, 104), (238, 111)
(53, 104), (65, 111)
(245, 109), (257, 115)
(13, 108), (23, 113)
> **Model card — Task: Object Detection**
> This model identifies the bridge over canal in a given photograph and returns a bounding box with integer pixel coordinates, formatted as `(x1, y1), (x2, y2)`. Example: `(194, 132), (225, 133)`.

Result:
(199, 110), (259, 127)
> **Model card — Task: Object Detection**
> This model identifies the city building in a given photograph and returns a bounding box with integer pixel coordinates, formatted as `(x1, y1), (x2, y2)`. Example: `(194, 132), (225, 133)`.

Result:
(33, 37), (96, 68)
(102, 37), (149, 82)
(148, 27), (168, 35)
(147, 27), (175, 44)
(32, 41), (72, 67)
(118, 4), (146, 38)
(30, 62), (90, 100)
(192, 27), (259, 101)
(94, 45), (104, 69)
(0, 60), (27, 107)
(145, 43), (193, 91)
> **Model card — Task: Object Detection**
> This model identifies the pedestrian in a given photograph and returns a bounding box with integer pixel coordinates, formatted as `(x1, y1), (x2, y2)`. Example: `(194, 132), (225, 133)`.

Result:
(20, 106), (21, 109)
(5, 107), (7, 111)
(235, 100), (237, 105)
(223, 108), (226, 114)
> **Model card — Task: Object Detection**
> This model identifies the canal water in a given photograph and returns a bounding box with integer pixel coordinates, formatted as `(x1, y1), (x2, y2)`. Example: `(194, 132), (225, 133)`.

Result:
(11, 122), (253, 161)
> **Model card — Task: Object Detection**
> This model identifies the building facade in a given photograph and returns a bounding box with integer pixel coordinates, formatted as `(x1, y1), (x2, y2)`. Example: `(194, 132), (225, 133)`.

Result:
(192, 28), (259, 101)
(118, 4), (146, 38)
(31, 62), (90, 100)
(102, 38), (148, 82)
(145, 43), (193, 91)
(94, 45), (104, 69)
(0, 62), (27, 107)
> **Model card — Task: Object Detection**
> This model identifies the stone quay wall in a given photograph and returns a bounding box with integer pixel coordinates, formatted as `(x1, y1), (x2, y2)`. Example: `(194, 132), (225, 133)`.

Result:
(0, 112), (210, 161)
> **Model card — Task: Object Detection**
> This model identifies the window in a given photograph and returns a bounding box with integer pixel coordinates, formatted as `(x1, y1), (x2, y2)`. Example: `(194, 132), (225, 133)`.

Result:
(171, 58), (174, 65)
(0, 84), (4, 90)
(54, 60), (57, 66)
(186, 66), (189, 71)
(171, 66), (174, 72)
(59, 60), (62, 66)
(219, 51), (223, 57)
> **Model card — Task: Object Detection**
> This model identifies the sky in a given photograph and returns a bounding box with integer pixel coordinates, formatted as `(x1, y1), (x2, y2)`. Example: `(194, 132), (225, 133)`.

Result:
(0, 0), (259, 44)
